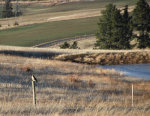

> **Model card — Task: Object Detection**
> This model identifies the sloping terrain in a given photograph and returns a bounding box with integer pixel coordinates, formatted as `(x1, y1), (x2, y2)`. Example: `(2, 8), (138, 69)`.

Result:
(0, 54), (150, 116)
(0, 0), (138, 30)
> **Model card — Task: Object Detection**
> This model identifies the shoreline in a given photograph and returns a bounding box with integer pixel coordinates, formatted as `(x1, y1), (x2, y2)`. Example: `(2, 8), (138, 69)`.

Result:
(54, 50), (150, 65)
(98, 64), (150, 80)
(0, 46), (150, 65)
(0, 53), (150, 115)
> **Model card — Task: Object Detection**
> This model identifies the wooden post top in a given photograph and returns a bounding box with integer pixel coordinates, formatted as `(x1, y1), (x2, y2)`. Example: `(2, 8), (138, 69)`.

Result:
(32, 75), (38, 82)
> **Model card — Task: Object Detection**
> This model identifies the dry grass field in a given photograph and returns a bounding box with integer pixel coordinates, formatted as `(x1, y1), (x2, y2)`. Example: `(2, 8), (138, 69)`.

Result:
(0, 9), (100, 30)
(0, 54), (150, 116)
(49, 36), (97, 49)
(0, 0), (150, 115)
(0, 0), (147, 47)
(0, 6), (135, 30)
(0, 1), (136, 30)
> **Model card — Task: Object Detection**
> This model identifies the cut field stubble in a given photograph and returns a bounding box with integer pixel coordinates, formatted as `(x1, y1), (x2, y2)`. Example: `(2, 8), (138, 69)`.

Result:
(0, 54), (150, 116)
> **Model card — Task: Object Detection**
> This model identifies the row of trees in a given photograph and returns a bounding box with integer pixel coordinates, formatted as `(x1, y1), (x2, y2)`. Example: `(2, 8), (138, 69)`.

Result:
(95, 0), (150, 49)
(2, 0), (21, 18)
(2, 0), (14, 18)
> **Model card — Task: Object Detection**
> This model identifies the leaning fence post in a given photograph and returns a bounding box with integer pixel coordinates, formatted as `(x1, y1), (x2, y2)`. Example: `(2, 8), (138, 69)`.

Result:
(32, 75), (37, 106)
(132, 83), (134, 107)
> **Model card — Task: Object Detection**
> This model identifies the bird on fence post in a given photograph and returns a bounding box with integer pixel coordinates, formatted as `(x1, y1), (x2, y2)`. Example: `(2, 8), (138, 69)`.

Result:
(32, 75), (37, 106)
(32, 75), (38, 83)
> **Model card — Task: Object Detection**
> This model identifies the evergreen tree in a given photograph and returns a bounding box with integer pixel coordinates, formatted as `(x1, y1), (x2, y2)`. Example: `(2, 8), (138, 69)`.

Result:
(121, 5), (133, 49)
(110, 7), (124, 49)
(2, 0), (14, 18)
(95, 4), (132, 49)
(95, 4), (116, 49)
(132, 0), (150, 48)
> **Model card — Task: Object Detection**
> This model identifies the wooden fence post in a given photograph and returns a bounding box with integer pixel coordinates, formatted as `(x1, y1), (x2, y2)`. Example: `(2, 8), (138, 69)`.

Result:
(132, 83), (134, 107)
(32, 75), (37, 106)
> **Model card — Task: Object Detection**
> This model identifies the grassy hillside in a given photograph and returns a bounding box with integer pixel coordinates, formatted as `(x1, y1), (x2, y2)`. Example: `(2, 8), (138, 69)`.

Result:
(0, 16), (98, 46)
(1, 0), (150, 47)
(2, 0), (148, 16)
(1, 0), (150, 17)
(21, 0), (146, 16)
(1, 0), (150, 16)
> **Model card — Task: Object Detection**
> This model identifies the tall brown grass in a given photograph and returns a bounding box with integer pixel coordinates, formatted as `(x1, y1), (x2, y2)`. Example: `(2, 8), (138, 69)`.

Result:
(0, 54), (149, 116)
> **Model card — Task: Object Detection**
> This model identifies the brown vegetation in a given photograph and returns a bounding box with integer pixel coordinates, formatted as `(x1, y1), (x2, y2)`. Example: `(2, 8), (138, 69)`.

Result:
(20, 65), (33, 72)
(55, 50), (150, 65)
(0, 54), (150, 115)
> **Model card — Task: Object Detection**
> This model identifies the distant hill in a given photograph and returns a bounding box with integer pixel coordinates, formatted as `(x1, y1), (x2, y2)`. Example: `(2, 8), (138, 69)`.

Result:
(0, 0), (126, 6)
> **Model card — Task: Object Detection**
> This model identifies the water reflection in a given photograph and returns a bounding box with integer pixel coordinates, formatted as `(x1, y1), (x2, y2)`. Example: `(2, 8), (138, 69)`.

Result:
(98, 64), (150, 80)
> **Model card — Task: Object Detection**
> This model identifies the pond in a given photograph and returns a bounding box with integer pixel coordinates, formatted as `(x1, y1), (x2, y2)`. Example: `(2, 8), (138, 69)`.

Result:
(98, 64), (150, 80)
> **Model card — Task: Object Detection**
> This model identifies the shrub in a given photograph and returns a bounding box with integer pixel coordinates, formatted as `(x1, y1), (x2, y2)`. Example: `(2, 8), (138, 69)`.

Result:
(60, 41), (79, 49)
(70, 41), (78, 49)
(60, 42), (70, 49)
(88, 80), (95, 88)
(20, 66), (32, 73)
(14, 21), (19, 26)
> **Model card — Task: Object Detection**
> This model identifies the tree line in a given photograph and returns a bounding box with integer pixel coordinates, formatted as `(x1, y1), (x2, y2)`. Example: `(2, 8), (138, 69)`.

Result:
(1, 0), (22, 18)
(95, 0), (150, 49)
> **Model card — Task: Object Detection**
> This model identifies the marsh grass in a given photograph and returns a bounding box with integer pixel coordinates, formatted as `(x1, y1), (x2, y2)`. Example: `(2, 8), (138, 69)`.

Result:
(0, 54), (150, 115)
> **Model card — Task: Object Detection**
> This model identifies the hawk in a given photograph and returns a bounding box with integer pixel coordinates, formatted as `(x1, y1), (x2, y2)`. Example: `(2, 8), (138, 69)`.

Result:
(32, 75), (38, 82)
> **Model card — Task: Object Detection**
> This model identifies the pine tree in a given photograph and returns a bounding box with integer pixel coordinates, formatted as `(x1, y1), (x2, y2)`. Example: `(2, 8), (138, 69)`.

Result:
(2, 0), (14, 18)
(95, 4), (132, 49)
(95, 4), (116, 49)
(121, 5), (133, 49)
(111, 7), (124, 49)
(132, 0), (150, 48)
